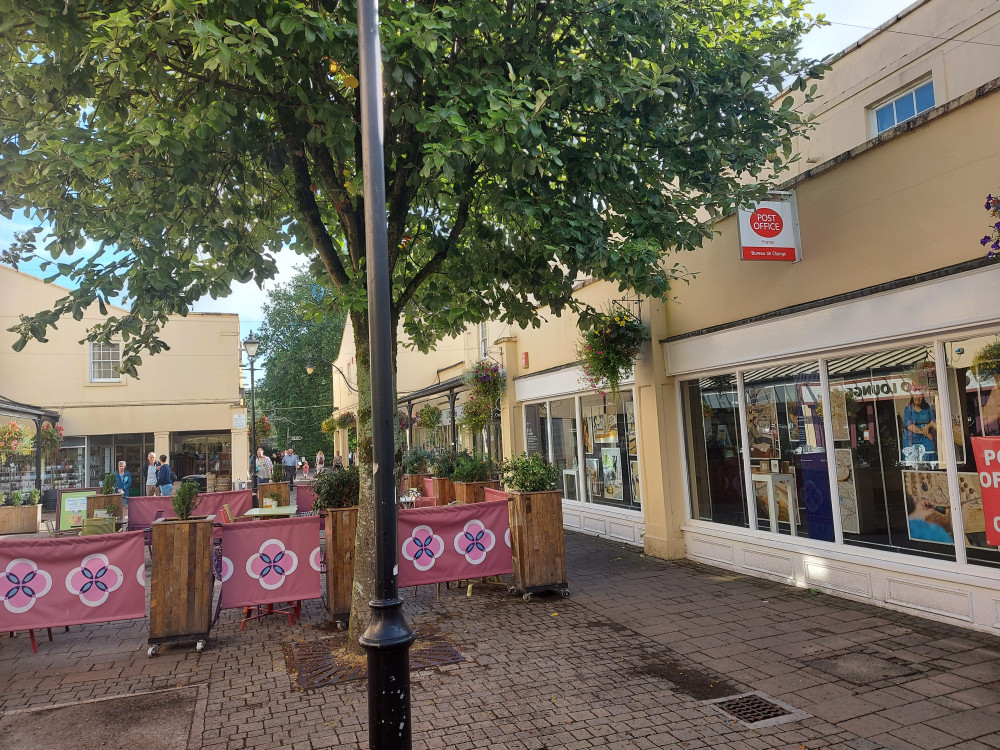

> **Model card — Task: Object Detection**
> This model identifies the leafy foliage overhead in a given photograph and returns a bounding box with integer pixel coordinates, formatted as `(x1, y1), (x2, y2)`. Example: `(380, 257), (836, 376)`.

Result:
(1, 0), (824, 373)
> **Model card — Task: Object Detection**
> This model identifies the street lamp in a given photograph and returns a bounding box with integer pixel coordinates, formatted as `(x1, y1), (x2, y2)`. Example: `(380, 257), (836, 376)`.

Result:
(243, 332), (261, 497)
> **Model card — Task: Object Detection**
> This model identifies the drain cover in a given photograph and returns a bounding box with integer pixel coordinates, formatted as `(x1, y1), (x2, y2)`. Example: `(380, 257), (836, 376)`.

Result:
(705, 691), (810, 729)
(287, 635), (464, 689)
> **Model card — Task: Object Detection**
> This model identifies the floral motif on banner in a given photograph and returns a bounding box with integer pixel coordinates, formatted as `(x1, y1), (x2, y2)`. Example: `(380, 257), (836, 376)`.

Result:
(135, 564), (145, 587)
(4, 558), (52, 614)
(309, 547), (323, 572)
(454, 520), (496, 565)
(401, 525), (445, 572)
(246, 540), (298, 590)
(505, 527), (511, 549)
(65, 554), (123, 608)
(219, 556), (235, 583)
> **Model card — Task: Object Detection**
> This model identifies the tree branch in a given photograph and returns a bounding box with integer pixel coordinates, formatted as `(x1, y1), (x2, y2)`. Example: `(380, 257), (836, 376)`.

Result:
(307, 144), (362, 274)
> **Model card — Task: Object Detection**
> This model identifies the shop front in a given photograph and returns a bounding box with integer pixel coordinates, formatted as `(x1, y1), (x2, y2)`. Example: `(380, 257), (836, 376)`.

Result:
(170, 431), (233, 481)
(666, 264), (1000, 630)
(515, 366), (644, 545)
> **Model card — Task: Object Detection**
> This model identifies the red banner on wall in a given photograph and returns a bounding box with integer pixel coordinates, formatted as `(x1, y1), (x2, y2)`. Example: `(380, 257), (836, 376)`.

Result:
(1, 532), (146, 633)
(217, 516), (322, 610)
(971, 437), (1000, 546)
(398, 500), (512, 587)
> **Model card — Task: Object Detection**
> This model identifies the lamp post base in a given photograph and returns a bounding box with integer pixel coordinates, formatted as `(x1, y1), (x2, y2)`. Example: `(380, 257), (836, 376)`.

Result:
(360, 598), (416, 748)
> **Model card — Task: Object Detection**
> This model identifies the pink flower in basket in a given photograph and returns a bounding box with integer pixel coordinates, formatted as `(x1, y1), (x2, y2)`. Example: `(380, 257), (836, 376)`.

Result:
(66, 554), (123, 607)
(454, 520), (496, 565)
(401, 526), (444, 572)
(246, 539), (298, 591)
(4, 558), (52, 614)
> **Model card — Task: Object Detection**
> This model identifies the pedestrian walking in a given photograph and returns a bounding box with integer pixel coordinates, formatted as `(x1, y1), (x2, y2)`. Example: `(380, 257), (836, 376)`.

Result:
(302, 459), (310, 478)
(144, 452), (160, 496)
(315, 451), (325, 474)
(282, 448), (298, 488)
(255, 448), (273, 483)
(156, 454), (175, 497)
(333, 450), (344, 469)
(114, 461), (132, 506)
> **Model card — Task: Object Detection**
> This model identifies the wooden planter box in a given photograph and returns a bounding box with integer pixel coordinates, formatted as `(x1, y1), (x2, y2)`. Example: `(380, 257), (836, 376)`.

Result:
(431, 477), (455, 506)
(453, 480), (500, 504)
(87, 493), (123, 520)
(0, 504), (41, 535)
(508, 490), (568, 600)
(325, 507), (358, 626)
(149, 516), (215, 651)
(257, 481), (290, 506)
(402, 473), (432, 492)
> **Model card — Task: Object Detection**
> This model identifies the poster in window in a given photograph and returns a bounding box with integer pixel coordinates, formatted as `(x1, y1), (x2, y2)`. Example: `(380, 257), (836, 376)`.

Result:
(625, 402), (637, 455)
(630, 460), (640, 505)
(829, 385), (850, 442)
(582, 417), (593, 454)
(901, 469), (984, 545)
(895, 370), (966, 468)
(745, 387), (779, 458)
(601, 448), (623, 501)
(834, 448), (860, 534)
(585, 458), (601, 496)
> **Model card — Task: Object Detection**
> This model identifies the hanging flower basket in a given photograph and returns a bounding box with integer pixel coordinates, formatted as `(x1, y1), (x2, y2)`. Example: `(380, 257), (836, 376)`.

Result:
(0, 422), (33, 464)
(459, 360), (505, 433)
(39, 421), (64, 459)
(971, 340), (1000, 382)
(253, 414), (272, 445)
(979, 193), (1000, 260)
(578, 311), (647, 397)
(416, 404), (442, 430)
(335, 411), (356, 429)
(398, 409), (413, 431)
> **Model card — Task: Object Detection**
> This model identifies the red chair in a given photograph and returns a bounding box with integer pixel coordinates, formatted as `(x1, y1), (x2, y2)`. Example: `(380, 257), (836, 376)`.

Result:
(295, 485), (318, 515)
(414, 496), (436, 508)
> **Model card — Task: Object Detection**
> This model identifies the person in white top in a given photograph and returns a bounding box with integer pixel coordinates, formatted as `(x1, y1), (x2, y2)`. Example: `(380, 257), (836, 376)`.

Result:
(145, 452), (160, 496)
(316, 451), (325, 474)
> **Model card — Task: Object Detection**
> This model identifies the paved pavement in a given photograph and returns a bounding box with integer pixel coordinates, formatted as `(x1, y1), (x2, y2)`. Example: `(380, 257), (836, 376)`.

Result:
(2, 529), (1000, 749)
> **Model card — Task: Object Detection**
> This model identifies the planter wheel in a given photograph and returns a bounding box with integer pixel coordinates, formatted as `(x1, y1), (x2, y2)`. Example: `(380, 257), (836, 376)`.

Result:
(522, 593), (533, 602)
(147, 645), (160, 658)
(560, 589), (570, 598)
(196, 640), (206, 653)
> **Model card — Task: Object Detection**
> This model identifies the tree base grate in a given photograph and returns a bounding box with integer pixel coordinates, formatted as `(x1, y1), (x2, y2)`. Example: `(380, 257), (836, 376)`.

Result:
(285, 634), (464, 689)
(705, 691), (810, 729)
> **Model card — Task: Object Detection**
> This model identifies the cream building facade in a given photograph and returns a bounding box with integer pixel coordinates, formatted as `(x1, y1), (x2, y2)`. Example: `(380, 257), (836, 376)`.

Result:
(0, 266), (249, 495)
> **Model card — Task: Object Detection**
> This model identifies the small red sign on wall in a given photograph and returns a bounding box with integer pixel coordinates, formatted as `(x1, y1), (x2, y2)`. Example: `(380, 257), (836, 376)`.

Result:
(737, 194), (801, 261)
(521, 352), (529, 368)
(971, 437), (1000, 546)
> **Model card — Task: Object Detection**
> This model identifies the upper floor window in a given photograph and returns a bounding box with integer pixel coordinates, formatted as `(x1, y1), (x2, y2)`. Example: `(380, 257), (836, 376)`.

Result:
(480, 322), (489, 359)
(90, 342), (121, 382)
(873, 80), (934, 135)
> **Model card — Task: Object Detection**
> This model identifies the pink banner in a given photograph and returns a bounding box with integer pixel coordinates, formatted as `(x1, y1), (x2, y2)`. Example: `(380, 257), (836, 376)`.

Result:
(218, 516), (322, 610)
(295, 485), (318, 514)
(483, 487), (509, 503)
(1, 532), (146, 633)
(971, 437), (1000, 545)
(128, 489), (253, 532)
(398, 501), (512, 587)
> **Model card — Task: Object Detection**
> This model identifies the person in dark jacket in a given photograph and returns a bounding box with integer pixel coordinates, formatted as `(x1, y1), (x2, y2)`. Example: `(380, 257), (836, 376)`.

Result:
(156, 455), (175, 497)
(114, 461), (132, 506)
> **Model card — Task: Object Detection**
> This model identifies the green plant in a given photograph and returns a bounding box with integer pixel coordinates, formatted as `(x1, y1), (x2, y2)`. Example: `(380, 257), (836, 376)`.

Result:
(459, 360), (505, 433)
(11, 490), (23, 507)
(451, 453), (497, 483)
(312, 466), (360, 511)
(501, 452), (560, 493)
(401, 446), (435, 475)
(28, 489), (40, 505)
(336, 411), (356, 429)
(0, 492), (6, 506)
(271, 461), (284, 483)
(100, 472), (117, 495)
(105, 499), (118, 518)
(431, 448), (465, 479)
(0, 421), (32, 464)
(171, 481), (202, 521)
(39, 422), (64, 459)
(416, 405), (442, 431)
(579, 311), (647, 397)
(971, 340), (1000, 381)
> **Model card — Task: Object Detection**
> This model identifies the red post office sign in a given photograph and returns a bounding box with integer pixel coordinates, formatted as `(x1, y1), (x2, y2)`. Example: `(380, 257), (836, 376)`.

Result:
(971, 436), (1000, 545)
(737, 194), (802, 262)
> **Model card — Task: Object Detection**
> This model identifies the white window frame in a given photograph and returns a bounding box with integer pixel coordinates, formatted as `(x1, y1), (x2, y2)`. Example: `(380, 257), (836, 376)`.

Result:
(89, 342), (122, 383)
(870, 78), (934, 136)
(479, 322), (489, 359)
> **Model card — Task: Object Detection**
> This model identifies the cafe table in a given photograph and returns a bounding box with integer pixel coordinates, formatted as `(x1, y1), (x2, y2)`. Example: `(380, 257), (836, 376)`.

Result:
(243, 506), (297, 520)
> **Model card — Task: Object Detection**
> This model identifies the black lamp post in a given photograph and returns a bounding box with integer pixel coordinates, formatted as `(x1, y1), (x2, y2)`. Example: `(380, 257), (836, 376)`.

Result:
(243, 332), (260, 496)
(356, 0), (416, 745)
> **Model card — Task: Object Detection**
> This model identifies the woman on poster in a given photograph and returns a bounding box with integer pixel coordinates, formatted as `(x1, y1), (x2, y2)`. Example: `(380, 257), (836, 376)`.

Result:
(902, 389), (937, 463)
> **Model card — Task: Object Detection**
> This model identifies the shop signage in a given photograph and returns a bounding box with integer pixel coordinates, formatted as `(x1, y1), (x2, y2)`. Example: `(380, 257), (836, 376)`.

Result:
(971, 437), (1000, 545)
(233, 414), (247, 429)
(737, 193), (801, 262)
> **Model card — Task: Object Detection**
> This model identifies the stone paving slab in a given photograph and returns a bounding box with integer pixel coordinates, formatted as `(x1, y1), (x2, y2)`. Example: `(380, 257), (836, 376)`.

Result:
(1, 531), (999, 749)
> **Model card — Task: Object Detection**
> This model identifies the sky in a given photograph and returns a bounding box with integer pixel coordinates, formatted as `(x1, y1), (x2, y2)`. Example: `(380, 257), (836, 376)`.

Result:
(0, 0), (917, 344)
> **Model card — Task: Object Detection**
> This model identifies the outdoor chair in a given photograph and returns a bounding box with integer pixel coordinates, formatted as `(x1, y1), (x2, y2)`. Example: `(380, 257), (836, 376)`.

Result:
(143, 509), (165, 551)
(414, 497), (436, 508)
(423, 478), (435, 497)
(43, 519), (78, 537)
(80, 517), (114, 536)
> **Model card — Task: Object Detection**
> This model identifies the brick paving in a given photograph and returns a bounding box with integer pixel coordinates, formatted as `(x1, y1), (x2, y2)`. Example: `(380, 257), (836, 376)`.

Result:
(2, 530), (1000, 749)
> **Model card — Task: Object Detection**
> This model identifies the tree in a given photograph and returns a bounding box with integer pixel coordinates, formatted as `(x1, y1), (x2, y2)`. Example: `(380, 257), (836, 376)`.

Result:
(0, 0), (825, 647)
(255, 272), (344, 463)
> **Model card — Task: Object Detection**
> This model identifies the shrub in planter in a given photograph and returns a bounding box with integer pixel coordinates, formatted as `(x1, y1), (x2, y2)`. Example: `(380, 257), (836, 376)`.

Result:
(171, 481), (203, 520)
(501, 452), (560, 493)
(312, 466), (360, 510)
(271, 461), (285, 483)
(11, 490), (23, 507)
(401, 446), (434, 476)
(452, 453), (497, 483)
(101, 472), (117, 495)
(0, 492), (6, 506)
(432, 448), (464, 478)
(28, 489), (40, 505)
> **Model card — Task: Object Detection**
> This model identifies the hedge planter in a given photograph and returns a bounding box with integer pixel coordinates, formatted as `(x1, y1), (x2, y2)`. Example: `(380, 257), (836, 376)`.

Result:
(87, 493), (123, 520)
(257, 481), (290, 507)
(402, 473), (432, 493)
(431, 477), (455, 506)
(0, 504), (41, 535)
(148, 516), (215, 655)
(508, 490), (569, 601)
(325, 507), (358, 627)
(453, 480), (500, 505)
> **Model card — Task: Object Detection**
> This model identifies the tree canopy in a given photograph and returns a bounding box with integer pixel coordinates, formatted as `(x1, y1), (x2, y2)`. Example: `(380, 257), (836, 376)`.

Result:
(1, 0), (824, 370)
(254, 271), (345, 462)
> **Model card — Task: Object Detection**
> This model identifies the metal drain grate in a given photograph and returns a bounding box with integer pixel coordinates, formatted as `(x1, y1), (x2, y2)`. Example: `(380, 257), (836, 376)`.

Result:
(705, 691), (810, 729)
(286, 635), (465, 689)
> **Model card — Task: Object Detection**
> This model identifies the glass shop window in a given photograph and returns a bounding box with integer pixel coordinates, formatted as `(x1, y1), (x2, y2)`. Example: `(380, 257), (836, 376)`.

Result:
(948, 334), (1000, 570)
(828, 345), (958, 561)
(581, 392), (640, 510)
(549, 399), (579, 500)
(744, 363), (833, 541)
(682, 374), (747, 528)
